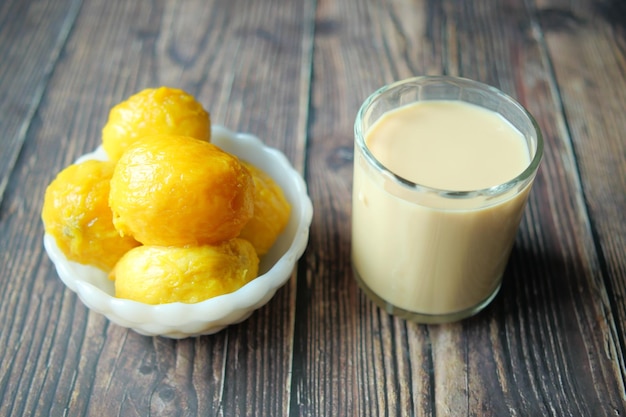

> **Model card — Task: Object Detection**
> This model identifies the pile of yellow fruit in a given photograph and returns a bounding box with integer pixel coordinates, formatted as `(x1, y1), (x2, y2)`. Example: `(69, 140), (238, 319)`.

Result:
(42, 87), (291, 305)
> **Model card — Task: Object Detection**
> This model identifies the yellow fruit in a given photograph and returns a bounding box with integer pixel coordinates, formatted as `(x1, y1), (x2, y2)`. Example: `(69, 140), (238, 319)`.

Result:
(111, 239), (259, 304)
(238, 162), (291, 255)
(109, 135), (254, 246)
(102, 87), (211, 161)
(41, 160), (141, 271)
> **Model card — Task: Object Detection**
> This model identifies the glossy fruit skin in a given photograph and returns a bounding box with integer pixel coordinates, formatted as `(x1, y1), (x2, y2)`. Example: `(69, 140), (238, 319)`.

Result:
(109, 135), (254, 246)
(102, 87), (211, 161)
(111, 239), (259, 304)
(41, 160), (141, 272)
(238, 162), (291, 255)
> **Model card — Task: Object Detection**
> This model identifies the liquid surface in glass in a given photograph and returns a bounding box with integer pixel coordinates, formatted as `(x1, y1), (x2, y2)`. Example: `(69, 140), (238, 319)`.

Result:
(365, 100), (530, 190)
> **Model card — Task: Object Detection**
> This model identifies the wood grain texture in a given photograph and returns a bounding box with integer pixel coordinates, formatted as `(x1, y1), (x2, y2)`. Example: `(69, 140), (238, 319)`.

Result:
(0, 0), (624, 415)
(0, 0), (82, 199)
(538, 0), (626, 389)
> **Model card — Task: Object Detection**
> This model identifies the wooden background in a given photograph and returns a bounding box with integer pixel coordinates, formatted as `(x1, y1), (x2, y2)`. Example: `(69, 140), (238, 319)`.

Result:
(1, 0), (625, 415)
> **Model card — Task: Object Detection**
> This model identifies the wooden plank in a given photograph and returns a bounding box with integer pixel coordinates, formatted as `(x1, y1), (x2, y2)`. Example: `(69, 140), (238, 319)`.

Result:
(536, 0), (626, 389)
(0, 0), (313, 416)
(0, 0), (82, 201)
(297, 0), (626, 415)
(293, 0), (446, 414)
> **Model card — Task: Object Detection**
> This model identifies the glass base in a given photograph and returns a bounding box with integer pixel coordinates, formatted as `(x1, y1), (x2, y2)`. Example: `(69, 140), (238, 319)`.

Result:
(354, 269), (501, 324)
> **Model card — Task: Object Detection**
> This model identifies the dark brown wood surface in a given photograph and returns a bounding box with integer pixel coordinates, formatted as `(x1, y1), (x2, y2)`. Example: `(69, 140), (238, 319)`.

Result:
(1, 0), (624, 415)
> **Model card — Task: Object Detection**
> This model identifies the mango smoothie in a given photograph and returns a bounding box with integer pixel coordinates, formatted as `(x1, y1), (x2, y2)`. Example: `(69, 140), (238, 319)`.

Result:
(351, 77), (543, 323)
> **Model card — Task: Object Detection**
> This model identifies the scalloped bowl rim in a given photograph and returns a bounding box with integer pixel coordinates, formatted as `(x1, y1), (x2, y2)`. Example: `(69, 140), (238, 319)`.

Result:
(43, 125), (313, 338)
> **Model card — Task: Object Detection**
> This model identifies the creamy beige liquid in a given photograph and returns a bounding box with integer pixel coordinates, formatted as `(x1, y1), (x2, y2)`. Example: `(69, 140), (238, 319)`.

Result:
(352, 100), (532, 316)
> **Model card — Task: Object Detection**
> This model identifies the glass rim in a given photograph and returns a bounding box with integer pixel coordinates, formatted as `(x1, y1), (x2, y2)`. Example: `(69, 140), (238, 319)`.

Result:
(354, 75), (544, 198)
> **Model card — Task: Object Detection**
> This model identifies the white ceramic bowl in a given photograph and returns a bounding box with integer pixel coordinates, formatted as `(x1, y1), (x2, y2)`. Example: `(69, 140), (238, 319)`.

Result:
(44, 126), (313, 338)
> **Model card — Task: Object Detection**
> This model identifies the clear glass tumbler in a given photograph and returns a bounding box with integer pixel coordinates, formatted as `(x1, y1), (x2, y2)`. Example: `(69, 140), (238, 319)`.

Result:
(352, 76), (543, 324)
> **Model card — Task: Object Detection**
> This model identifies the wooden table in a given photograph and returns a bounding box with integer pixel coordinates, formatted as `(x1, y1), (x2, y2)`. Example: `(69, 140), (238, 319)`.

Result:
(1, 0), (625, 415)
